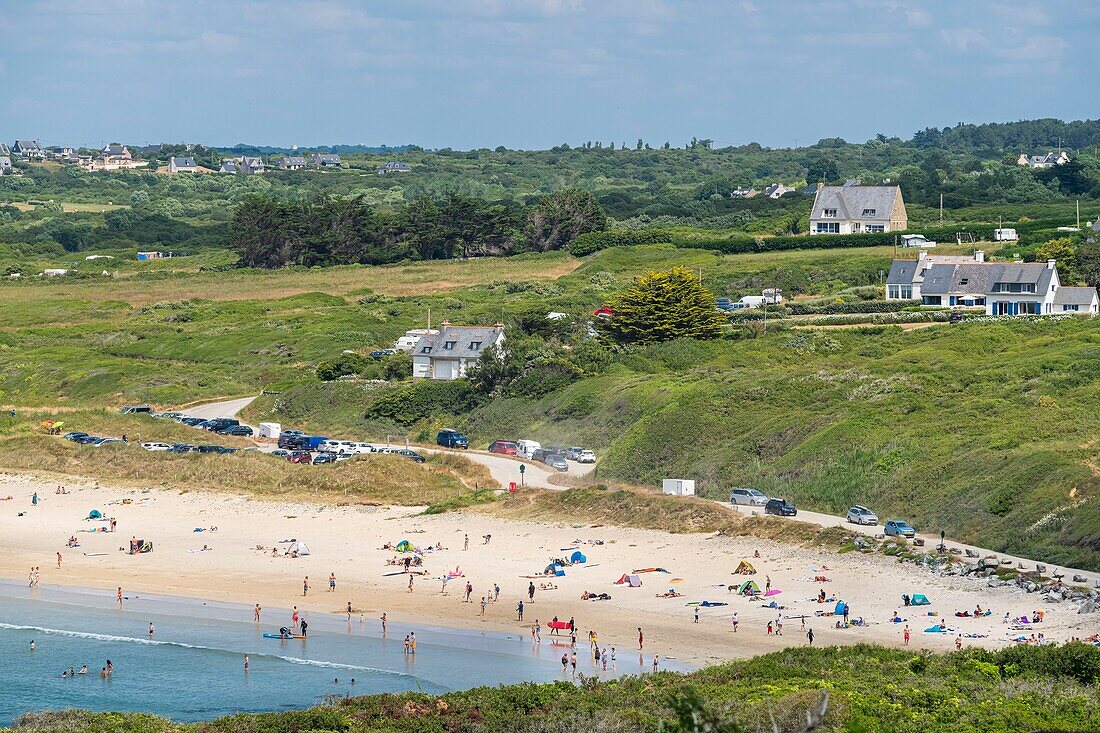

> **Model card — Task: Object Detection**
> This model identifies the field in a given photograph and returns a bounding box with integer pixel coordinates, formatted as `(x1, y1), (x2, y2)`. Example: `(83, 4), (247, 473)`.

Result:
(9, 643), (1100, 733)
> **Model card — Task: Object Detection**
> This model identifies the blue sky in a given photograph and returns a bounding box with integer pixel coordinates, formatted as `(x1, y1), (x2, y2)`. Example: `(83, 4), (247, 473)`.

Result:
(3, 0), (1096, 150)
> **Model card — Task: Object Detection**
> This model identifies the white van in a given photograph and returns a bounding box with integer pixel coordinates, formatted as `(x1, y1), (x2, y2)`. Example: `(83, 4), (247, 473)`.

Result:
(993, 228), (1019, 242)
(515, 440), (542, 459)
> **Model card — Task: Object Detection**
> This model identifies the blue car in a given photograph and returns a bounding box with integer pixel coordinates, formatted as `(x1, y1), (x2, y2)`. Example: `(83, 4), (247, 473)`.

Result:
(884, 520), (916, 538)
(436, 429), (469, 449)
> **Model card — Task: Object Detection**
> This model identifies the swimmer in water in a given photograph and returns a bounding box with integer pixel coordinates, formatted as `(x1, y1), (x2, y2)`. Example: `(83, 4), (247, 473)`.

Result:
(78, 665), (87, 675)
(30, 640), (35, 651)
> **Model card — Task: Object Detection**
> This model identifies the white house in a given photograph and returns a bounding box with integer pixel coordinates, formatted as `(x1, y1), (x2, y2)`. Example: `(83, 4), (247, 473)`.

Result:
(376, 161), (411, 175)
(764, 182), (796, 199)
(411, 322), (505, 380)
(886, 250), (1099, 315)
(311, 153), (342, 168)
(730, 186), (757, 199)
(809, 182), (907, 234)
(168, 156), (197, 174)
(277, 156), (306, 170)
(218, 159), (239, 174)
(13, 140), (44, 159)
(1017, 152), (1070, 169)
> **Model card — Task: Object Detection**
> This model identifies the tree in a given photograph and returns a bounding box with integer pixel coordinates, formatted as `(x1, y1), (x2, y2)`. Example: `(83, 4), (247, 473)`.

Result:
(804, 152), (839, 185)
(1078, 243), (1100, 289)
(597, 266), (725, 345)
(1036, 237), (1080, 284)
(525, 187), (607, 252)
(129, 190), (150, 208)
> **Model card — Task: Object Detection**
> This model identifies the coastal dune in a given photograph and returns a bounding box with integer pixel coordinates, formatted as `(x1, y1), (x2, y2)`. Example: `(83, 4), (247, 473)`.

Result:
(2, 473), (1093, 665)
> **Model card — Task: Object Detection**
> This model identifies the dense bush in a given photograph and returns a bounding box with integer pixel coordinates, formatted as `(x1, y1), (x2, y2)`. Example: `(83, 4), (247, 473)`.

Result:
(363, 380), (486, 426)
(785, 299), (921, 315)
(571, 228), (671, 256)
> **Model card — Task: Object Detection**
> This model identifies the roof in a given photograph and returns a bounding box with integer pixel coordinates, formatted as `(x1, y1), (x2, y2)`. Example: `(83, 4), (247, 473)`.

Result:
(1053, 286), (1099, 306)
(170, 156), (196, 167)
(15, 140), (41, 150)
(810, 185), (900, 221)
(915, 262), (1054, 295)
(313, 154), (341, 163)
(279, 156), (306, 164)
(103, 143), (127, 155)
(413, 324), (503, 359)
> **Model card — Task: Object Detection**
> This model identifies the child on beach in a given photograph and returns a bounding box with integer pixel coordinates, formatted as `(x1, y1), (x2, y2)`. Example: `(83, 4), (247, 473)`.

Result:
(329, 573), (336, 592)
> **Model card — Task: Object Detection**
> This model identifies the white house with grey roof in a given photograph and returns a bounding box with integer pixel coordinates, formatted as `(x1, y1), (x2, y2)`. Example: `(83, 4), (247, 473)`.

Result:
(1017, 151), (1070, 169)
(311, 153), (342, 168)
(168, 156), (197, 174)
(809, 182), (907, 234)
(886, 250), (1098, 316)
(277, 156), (306, 170)
(411, 322), (505, 380)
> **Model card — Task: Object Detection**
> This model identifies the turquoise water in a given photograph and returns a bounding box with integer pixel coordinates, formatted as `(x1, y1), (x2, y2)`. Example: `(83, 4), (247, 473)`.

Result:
(0, 581), (648, 723)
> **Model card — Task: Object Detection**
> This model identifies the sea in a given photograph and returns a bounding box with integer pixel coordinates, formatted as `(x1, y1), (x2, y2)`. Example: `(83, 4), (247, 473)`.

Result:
(0, 580), (658, 724)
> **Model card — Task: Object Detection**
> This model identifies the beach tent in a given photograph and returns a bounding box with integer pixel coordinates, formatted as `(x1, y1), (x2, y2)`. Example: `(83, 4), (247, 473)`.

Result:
(835, 600), (848, 616)
(287, 541), (310, 556)
(544, 563), (565, 577)
(87, 509), (103, 519)
(911, 594), (930, 606)
(737, 580), (760, 595)
(614, 574), (642, 587)
(570, 551), (587, 564)
(734, 560), (756, 575)
(395, 540), (413, 553)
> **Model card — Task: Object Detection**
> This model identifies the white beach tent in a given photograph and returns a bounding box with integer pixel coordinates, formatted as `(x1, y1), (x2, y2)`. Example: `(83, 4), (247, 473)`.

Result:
(286, 540), (310, 556)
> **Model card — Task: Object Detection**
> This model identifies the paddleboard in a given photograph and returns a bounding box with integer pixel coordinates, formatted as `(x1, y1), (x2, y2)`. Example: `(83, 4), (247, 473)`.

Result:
(263, 633), (306, 639)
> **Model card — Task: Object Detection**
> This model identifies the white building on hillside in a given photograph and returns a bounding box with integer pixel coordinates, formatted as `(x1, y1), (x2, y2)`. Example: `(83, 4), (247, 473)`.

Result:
(809, 182), (907, 234)
(411, 322), (505, 380)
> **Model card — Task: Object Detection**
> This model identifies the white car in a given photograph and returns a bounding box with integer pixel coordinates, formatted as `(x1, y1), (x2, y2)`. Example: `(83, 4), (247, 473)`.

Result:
(575, 449), (596, 464)
(140, 442), (172, 451)
(846, 505), (878, 525)
(730, 488), (768, 506)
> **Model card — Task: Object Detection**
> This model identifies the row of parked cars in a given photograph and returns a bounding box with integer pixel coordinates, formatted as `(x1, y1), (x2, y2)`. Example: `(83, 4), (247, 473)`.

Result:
(728, 489), (918, 537)
(152, 413), (254, 437)
(60, 432), (239, 455)
(436, 430), (596, 473)
(277, 430), (426, 464)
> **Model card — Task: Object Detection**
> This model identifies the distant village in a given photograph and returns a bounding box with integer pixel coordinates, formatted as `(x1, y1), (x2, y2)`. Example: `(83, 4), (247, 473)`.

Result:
(0, 139), (413, 177)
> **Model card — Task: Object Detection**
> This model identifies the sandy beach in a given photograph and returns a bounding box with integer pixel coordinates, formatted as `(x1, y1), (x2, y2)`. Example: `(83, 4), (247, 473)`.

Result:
(2, 471), (1095, 667)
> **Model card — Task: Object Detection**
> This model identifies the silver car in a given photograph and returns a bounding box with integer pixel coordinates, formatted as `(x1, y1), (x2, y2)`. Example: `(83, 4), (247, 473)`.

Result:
(846, 505), (878, 525)
(544, 454), (569, 472)
(730, 488), (768, 506)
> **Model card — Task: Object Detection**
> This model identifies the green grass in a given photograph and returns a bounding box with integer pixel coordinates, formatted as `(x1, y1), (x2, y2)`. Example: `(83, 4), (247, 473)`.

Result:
(8, 643), (1100, 733)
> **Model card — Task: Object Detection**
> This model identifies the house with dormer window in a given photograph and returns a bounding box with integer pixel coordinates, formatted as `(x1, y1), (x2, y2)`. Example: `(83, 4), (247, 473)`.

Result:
(411, 322), (505, 380)
(809, 182), (907, 234)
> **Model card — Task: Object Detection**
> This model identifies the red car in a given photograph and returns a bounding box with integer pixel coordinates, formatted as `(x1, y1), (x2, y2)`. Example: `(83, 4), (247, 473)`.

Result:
(288, 451), (313, 464)
(593, 306), (614, 319)
(488, 440), (518, 456)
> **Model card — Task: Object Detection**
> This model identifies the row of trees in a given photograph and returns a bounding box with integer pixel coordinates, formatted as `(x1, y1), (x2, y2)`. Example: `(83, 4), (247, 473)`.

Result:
(232, 188), (606, 268)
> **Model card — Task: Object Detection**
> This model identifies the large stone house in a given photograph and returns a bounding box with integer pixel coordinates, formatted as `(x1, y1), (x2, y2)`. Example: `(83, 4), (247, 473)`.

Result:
(809, 182), (907, 234)
(886, 250), (1099, 315)
(411, 323), (505, 380)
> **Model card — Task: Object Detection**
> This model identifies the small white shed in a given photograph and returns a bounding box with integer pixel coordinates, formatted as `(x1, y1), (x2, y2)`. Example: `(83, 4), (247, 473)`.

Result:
(662, 479), (696, 496)
(258, 422), (281, 439)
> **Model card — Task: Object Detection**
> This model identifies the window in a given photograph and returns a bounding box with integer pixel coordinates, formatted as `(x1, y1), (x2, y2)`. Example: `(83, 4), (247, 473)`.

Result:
(992, 282), (1036, 294)
(959, 278), (968, 286)
(822, 209), (838, 218)
(887, 285), (900, 299)
(861, 208), (877, 216)
(1063, 304), (1080, 312)
(443, 340), (457, 349)
(865, 224), (885, 233)
(469, 341), (482, 350)
(420, 346), (432, 353)
(815, 222), (839, 234)
(921, 295), (942, 305)
(900, 286), (912, 299)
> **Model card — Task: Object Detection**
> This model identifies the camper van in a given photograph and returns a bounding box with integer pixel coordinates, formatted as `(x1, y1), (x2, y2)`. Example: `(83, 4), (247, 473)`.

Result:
(993, 228), (1019, 242)
(515, 439), (541, 459)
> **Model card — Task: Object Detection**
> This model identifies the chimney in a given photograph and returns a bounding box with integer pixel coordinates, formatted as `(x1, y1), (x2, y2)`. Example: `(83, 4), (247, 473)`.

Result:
(816, 182), (824, 192)
(917, 249), (927, 262)
(974, 250), (985, 263)
(440, 319), (450, 327)
(1047, 259), (1057, 270)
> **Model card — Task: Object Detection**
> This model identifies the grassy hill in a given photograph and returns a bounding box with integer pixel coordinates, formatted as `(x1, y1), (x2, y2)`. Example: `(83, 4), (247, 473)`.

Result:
(9, 644), (1100, 733)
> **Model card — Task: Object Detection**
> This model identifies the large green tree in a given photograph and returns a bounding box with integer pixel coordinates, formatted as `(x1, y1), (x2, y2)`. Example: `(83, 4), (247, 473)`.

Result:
(598, 266), (725, 345)
(1036, 237), (1080, 284)
(525, 187), (607, 252)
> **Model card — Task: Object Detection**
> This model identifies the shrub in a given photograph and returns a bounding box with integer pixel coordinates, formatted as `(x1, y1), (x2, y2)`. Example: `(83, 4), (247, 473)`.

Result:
(364, 380), (486, 426)
(571, 228), (671, 256)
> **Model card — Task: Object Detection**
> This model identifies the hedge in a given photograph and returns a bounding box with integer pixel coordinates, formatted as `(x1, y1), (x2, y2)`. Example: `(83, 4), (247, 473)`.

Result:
(784, 299), (921, 315)
(571, 228), (672, 256)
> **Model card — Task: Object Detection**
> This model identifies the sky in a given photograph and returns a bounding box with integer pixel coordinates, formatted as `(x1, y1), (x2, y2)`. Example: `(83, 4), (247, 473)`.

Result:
(2, 0), (1097, 150)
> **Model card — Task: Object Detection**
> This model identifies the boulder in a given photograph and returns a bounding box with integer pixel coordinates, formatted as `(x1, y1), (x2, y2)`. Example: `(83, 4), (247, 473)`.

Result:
(1078, 599), (1098, 614)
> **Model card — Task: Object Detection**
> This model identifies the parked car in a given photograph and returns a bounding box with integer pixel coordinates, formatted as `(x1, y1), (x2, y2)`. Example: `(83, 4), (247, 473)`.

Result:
(311, 452), (337, 464)
(515, 440), (541, 459)
(764, 498), (797, 517)
(201, 418), (239, 432)
(158, 412), (184, 420)
(884, 520), (916, 538)
(730, 488), (768, 507)
(544, 454), (569, 472)
(488, 440), (518, 455)
(75, 435), (100, 444)
(437, 429), (469, 449)
(140, 442), (172, 451)
(396, 449), (425, 463)
(198, 444), (224, 453)
(369, 349), (397, 360)
(119, 405), (152, 415)
(169, 443), (198, 453)
(270, 449), (290, 459)
(574, 449), (596, 464)
(288, 451), (313, 464)
(62, 432), (88, 441)
(180, 417), (206, 427)
(846, 506), (878, 525)
(532, 447), (564, 463)
(92, 437), (124, 447)
(218, 425), (254, 437)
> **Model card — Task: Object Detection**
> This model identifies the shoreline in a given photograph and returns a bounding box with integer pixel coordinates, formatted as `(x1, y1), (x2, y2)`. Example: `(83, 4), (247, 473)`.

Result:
(1, 471), (1097, 667)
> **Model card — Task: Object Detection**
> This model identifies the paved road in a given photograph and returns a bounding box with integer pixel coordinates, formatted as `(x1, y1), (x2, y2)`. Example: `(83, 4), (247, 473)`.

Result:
(725, 502), (1100, 587)
(185, 396), (257, 420)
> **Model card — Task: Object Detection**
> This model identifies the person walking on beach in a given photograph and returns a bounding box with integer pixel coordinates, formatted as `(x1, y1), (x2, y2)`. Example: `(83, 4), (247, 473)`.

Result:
(403, 635), (410, 655)
(561, 653), (568, 674)
(638, 627), (644, 650)
(570, 651), (577, 677)
(551, 615), (560, 635)
(28, 567), (34, 587)
(731, 612), (739, 632)
(117, 587), (123, 606)
(533, 621), (541, 643)
(528, 582), (535, 602)
(381, 613), (387, 634)
(409, 632), (416, 654)
(775, 616), (783, 636)
(441, 575), (449, 595)
(300, 619), (308, 637)
(408, 574), (414, 593)
(903, 625), (910, 646)
(57, 552), (62, 569)
(694, 607), (699, 624)
(652, 655), (659, 674)
(517, 601), (524, 621)
(611, 647), (616, 669)
(464, 534), (469, 551)
(302, 576), (310, 596)
(765, 575), (771, 593)
(807, 628), (815, 645)
(254, 604), (261, 622)
(955, 635), (962, 651)
(601, 648), (608, 671)
(464, 582), (473, 602)
(480, 596), (487, 616)
(329, 573), (336, 592)
(346, 601), (353, 620)
(493, 583), (500, 602)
